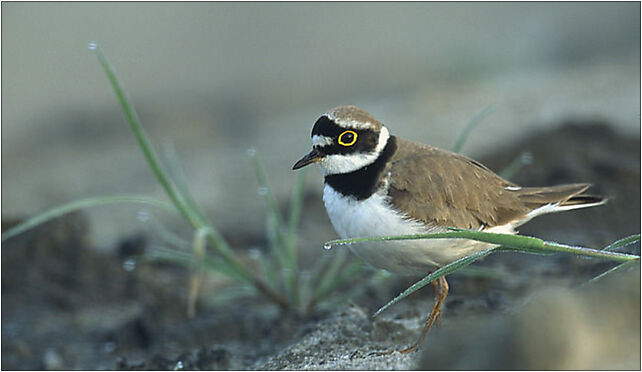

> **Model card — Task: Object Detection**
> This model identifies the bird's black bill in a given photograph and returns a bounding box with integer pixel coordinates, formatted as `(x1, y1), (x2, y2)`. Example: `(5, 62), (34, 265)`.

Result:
(293, 149), (323, 170)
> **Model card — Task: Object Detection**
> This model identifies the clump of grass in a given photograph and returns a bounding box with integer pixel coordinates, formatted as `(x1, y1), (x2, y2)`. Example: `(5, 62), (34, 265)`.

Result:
(1, 43), (365, 316)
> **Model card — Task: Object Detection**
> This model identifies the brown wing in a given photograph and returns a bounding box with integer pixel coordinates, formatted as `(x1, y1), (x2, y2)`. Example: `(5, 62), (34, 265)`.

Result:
(386, 137), (529, 229)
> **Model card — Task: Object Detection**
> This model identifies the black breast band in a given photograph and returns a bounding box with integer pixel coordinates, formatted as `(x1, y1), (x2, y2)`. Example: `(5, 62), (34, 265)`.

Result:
(324, 136), (397, 200)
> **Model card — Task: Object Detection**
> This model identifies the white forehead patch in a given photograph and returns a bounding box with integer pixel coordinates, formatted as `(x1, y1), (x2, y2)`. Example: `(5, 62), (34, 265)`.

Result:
(312, 135), (333, 147)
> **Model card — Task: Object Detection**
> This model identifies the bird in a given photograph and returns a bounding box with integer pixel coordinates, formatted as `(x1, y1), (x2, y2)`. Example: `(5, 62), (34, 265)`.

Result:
(292, 105), (606, 353)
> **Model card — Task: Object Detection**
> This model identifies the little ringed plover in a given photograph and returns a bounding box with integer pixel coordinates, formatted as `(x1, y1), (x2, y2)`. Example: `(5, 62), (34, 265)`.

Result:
(292, 105), (606, 352)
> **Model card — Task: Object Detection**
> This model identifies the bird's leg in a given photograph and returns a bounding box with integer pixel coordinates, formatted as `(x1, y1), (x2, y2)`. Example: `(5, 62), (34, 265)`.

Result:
(431, 277), (445, 327)
(399, 275), (449, 353)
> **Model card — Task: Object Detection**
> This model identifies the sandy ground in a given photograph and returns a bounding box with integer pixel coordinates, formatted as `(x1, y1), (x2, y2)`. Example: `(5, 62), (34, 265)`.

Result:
(2, 121), (639, 370)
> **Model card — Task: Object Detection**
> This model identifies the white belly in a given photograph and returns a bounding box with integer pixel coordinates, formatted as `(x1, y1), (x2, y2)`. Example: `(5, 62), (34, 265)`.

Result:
(322, 185), (508, 275)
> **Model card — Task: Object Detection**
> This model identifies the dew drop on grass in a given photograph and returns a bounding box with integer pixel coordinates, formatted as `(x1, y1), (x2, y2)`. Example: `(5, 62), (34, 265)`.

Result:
(174, 361), (184, 370)
(323, 243), (332, 250)
(122, 258), (136, 272)
(257, 187), (268, 196)
(88, 41), (98, 50)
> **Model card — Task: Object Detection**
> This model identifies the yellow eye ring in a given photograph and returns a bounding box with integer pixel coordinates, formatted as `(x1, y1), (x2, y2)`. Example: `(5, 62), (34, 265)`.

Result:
(338, 130), (358, 146)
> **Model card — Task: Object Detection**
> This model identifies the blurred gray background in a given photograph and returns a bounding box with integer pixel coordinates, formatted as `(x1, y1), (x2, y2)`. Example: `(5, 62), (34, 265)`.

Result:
(2, 2), (640, 249)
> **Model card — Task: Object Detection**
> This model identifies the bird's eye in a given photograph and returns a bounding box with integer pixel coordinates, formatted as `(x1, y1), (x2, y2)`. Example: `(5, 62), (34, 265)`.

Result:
(338, 130), (358, 146)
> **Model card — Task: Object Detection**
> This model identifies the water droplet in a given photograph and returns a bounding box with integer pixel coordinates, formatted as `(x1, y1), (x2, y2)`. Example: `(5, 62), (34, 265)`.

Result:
(88, 41), (98, 50)
(323, 243), (332, 250)
(521, 152), (533, 165)
(137, 210), (150, 222)
(174, 360), (184, 370)
(246, 148), (256, 157)
(257, 187), (268, 196)
(122, 258), (136, 272)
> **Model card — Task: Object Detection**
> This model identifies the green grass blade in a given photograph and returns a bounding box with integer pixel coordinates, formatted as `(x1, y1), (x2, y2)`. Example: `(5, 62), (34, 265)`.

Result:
(287, 170), (307, 250)
(145, 245), (194, 266)
(373, 248), (496, 317)
(161, 143), (209, 224)
(584, 260), (638, 286)
(602, 234), (641, 252)
(300, 253), (333, 311)
(148, 245), (247, 282)
(311, 249), (349, 305)
(451, 104), (496, 153)
(249, 151), (287, 239)
(312, 257), (365, 304)
(325, 229), (640, 262)
(207, 285), (258, 306)
(2, 194), (175, 242)
(251, 248), (279, 290)
(499, 152), (533, 180)
(149, 218), (191, 251)
(91, 43), (202, 229)
(249, 150), (299, 303)
(285, 169), (306, 308)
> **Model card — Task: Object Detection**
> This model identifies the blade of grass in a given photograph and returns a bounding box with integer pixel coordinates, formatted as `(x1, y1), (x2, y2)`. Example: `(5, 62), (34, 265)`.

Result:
(285, 170), (307, 308)
(602, 234), (641, 252)
(162, 142), (209, 224)
(146, 245), (247, 282)
(92, 43), (287, 307)
(92, 43), (201, 228)
(287, 170), (307, 248)
(325, 229), (640, 262)
(311, 249), (349, 303)
(451, 104), (496, 153)
(300, 254), (333, 312)
(499, 152), (533, 180)
(373, 248), (496, 317)
(310, 257), (365, 306)
(2, 194), (175, 242)
(148, 217), (192, 251)
(249, 150), (299, 304)
(584, 260), (638, 285)
(250, 248), (279, 290)
(188, 227), (209, 317)
(207, 285), (257, 306)
(249, 151), (288, 248)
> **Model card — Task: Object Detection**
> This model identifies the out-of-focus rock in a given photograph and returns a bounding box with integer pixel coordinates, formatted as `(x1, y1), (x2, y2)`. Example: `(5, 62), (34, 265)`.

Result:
(418, 265), (640, 370)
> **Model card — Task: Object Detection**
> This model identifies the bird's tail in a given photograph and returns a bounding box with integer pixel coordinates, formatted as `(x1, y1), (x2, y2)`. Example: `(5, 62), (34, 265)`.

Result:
(516, 183), (607, 218)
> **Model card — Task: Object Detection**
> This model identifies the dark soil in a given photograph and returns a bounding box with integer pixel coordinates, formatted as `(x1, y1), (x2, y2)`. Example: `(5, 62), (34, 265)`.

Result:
(2, 121), (639, 370)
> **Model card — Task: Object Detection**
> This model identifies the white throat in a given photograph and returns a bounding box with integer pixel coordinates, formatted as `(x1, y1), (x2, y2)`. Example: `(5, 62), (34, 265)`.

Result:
(318, 126), (390, 176)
